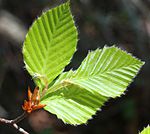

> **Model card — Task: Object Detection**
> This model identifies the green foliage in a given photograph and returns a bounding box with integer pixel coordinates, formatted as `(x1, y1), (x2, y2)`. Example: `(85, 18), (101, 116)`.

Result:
(41, 81), (108, 125)
(48, 46), (144, 98)
(23, 1), (144, 125)
(41, 46), (144, 124)
(23, 1), (78, 89)
(140, 125), (150, 134)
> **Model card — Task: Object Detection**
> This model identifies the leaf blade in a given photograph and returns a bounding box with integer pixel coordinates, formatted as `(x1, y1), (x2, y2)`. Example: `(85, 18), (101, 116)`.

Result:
(41, 84), (108, 125)
(66, 46), (144, 97)
(23, 2), (78, 88)
(45, 46), (144, 97)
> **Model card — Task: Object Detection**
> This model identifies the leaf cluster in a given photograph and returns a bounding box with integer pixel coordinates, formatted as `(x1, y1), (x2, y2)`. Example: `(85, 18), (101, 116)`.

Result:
(22, 2), (144, 125)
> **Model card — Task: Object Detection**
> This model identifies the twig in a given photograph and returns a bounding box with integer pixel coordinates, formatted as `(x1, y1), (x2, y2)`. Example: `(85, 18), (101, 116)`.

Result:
(12, 112), (27, 124)
(0, 112), (29, 134)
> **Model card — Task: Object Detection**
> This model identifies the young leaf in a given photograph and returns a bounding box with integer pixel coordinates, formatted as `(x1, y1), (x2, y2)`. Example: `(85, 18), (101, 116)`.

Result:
(41, 84), (108, 125)
(23, 2), (78, 88)
(140, 125), (150, 134)
(70, 46), (144, 98)
(41, 46), (144, 125)
(46, 46), (145, 97)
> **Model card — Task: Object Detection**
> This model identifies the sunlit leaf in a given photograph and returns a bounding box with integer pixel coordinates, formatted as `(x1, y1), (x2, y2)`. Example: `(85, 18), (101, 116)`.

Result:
(23, 2), (78, 89)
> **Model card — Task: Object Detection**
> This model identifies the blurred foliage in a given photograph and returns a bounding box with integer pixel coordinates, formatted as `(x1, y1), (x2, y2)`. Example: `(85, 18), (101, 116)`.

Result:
(0, 0), (149, 134)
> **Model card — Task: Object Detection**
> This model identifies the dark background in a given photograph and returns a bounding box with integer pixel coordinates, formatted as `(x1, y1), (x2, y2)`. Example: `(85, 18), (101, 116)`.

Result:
(0, 0), (149, 134)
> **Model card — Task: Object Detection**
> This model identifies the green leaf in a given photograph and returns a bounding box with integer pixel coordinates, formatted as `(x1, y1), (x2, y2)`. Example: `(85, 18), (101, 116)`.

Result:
(41, 83), (108, 125)
(41, 46), (144, 125)
(70, 46), (144, 98)
(140, 125), (150, 134)
(46, 46), (145, 97)
(23, 2), (78, 88)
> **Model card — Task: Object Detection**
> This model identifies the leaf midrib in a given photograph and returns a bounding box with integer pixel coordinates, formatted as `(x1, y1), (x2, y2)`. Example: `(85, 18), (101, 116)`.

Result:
(42, 8), (70, 76)
(73, 62), (141, 80)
